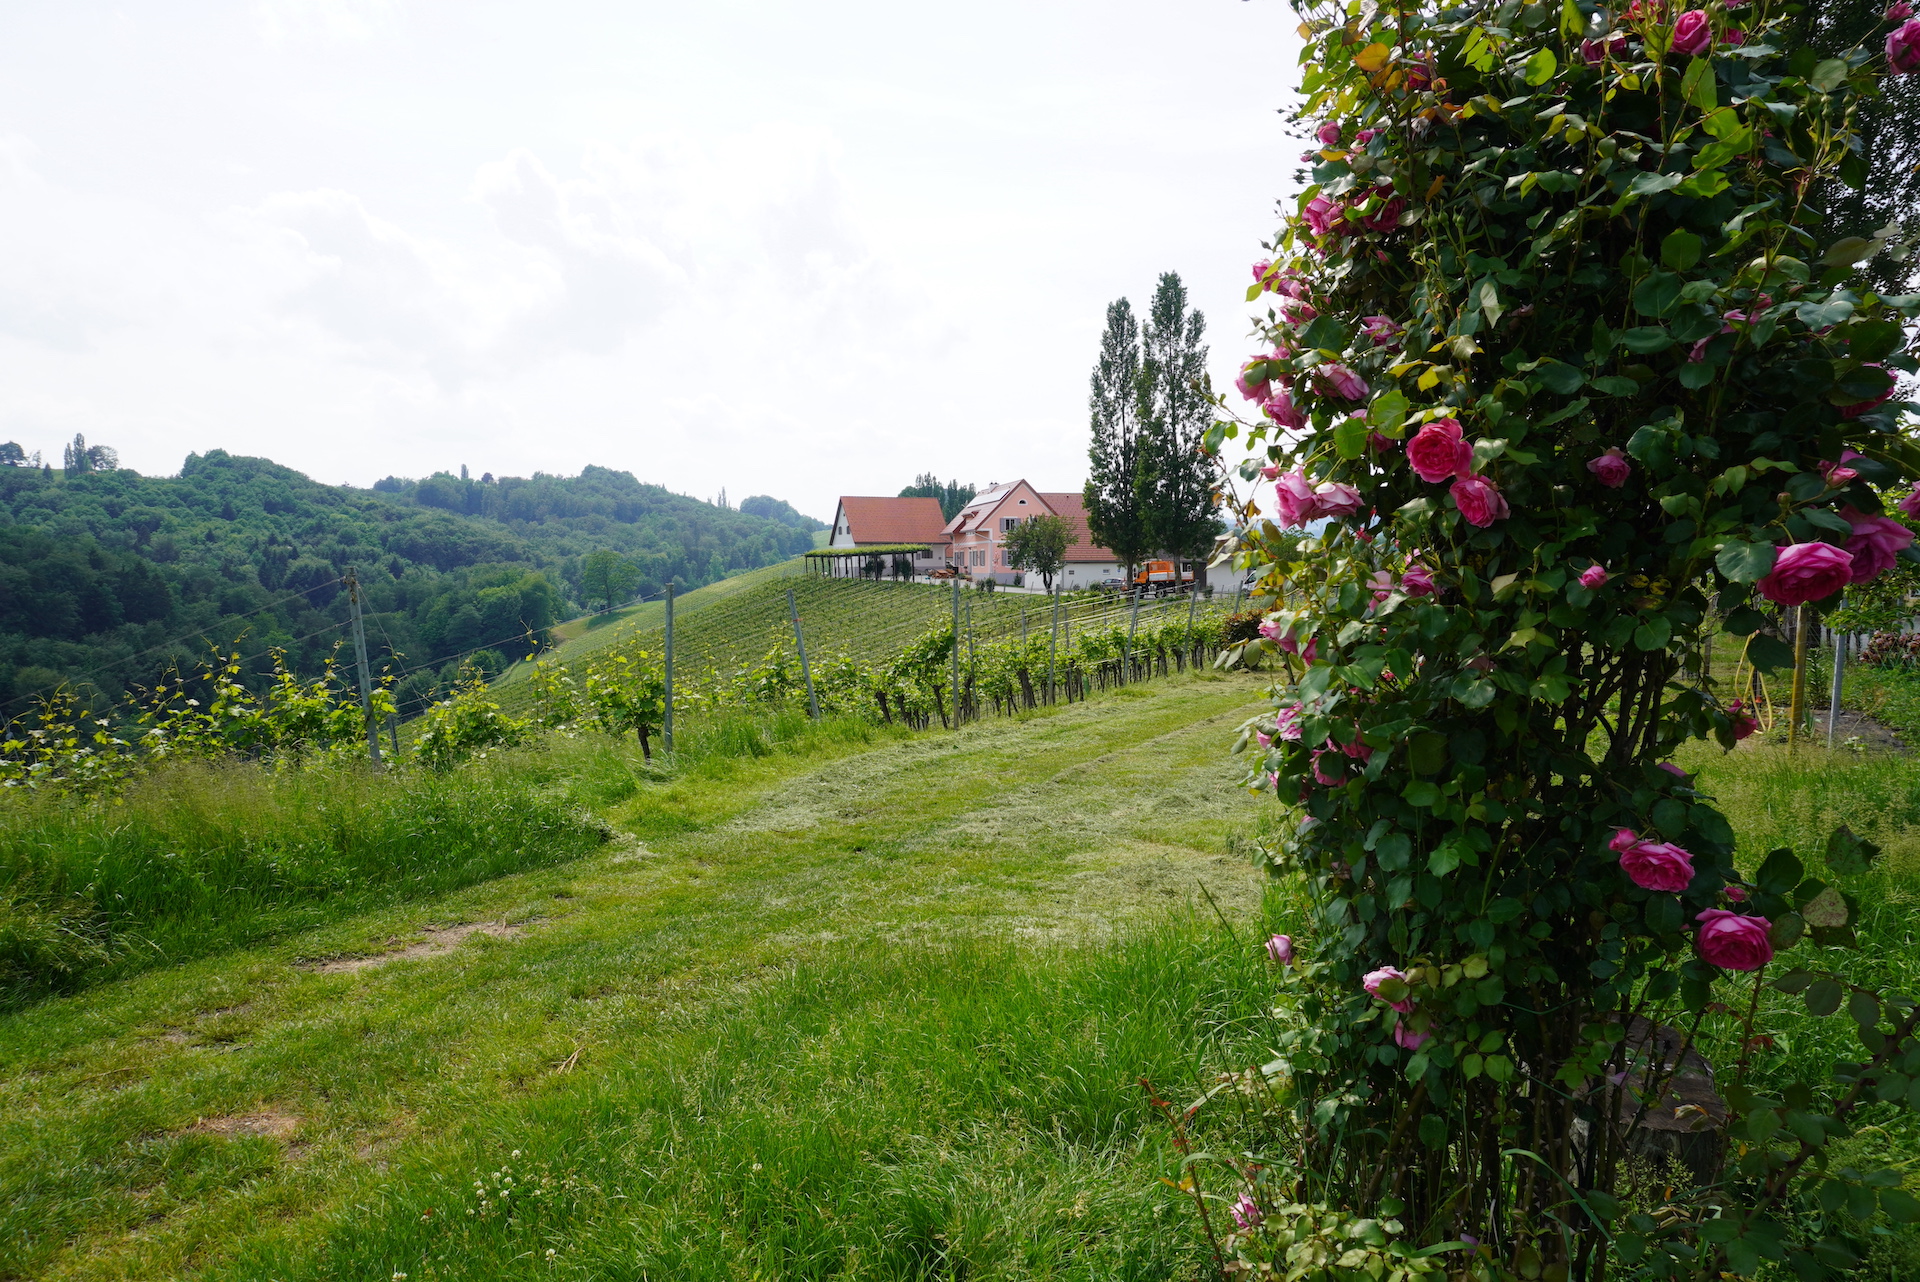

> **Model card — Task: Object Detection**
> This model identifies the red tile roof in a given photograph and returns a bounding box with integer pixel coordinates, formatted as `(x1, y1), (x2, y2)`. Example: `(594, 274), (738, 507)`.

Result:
(836, 496), (950, 545)
(1038, 491), (1118, 562)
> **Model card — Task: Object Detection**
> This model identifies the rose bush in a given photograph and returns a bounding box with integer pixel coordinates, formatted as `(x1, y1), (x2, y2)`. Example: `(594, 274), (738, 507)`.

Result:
(1200, 1), (1920, 1277)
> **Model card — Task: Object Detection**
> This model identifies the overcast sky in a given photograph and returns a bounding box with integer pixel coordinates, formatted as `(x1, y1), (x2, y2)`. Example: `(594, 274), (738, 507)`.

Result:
(0, 0), (1302, 522)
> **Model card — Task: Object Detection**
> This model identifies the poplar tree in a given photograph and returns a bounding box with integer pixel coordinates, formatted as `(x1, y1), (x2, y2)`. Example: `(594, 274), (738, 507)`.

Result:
(1136, 272), (1222, 585)
(1083, 298), (1152, 582)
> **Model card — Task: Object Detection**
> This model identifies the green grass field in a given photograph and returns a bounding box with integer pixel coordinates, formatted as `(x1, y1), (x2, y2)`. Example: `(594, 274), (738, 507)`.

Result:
(10, 628), (1920, 1278)
(0, 671), (1284, 1280)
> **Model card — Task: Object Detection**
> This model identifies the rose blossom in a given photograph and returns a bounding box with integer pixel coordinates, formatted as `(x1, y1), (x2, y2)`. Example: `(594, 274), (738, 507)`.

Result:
(1659, 762), (1689, 780)
(1313, 482), (1365, 519)
(1354, 187), (1406, 232)
(1402, 564), (1437, 597)
(1278, 635), (1318, 664)
(1820, 450), (1865, 487)
(1311, 749), (1343, 786)
(1356, 128), (1378, 145)
(1368, 431), (1395, 452)
(1317, 363), (1369, 401)
(1266, 933), (1294, 964)
(1360, 315), (1404, 347)
(1727, 698), (1759, 740)
(1450, 475), (1509, 528)
(1316, 122), (1342, 147)
(1891, 2), (1913, 20)
(1263, 390), (1306, 429)
(1696, 909), (1775, 971)
(1609, 828), (1641, 854)
(1235, 357), (1272, 402)
(1725, 884), (1749, 902)
(1672, 10), (1711, 54)
(1251, 259), (1272, 289)
(1891, 18), (1920, 73)
(1620, 839), (1696, 893)
(1899, 482), (1920, 518)
(1579, 565), (1609, 589)
(1363, 965), (1415, 1013)
(1839, 363), (1894, 418)
(1303, 194), (1342, 236)
(1843, 507), (1916, 583)
(1756, 540), (1854, 606)
(1393, 1019), (1431, 1051)
(1405, 418), (1472, 483)
(1273, 470), (1318, 526)
(1587, 448), (1631, 488)
(1274, 703), (1304, 740)
(1581, 34), (1628, 63)
(1231, 1193), (1264, 1230)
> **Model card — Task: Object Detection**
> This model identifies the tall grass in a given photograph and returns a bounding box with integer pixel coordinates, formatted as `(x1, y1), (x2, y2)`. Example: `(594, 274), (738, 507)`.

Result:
(0, 755), (610, 1000)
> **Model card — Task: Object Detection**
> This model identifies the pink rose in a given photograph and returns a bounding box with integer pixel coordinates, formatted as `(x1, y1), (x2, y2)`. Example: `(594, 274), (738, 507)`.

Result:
(1235, 357), (1272, 402)
(1251, 259), (1272, 289)
(1334, 731), (1372, 761)
(1620, 840), (1696, 893)
(1450, 475), (1509, 528)
(1303, 195), (1342, 236)
(1579, 565), (1609, 589)
(1266, 933), (1294, 964)
(1231, 1193), (1263, 1230)
(1310, 748), (1343, 785)
(1843, 507), (1916, 583)
(1257, 618), (1286, 642)
(1273, 470), (1318, 526)
(1587, 448), (1631, 488)
(1354, 188), (1405, 232)
(1839, 364), (1893, 419)
(1725, 884), (1749, 902)
(1280, 296), (1319, 324)
(1696, 909), (1775, 971)
(1360, 315), (1403, 347)
(1316, 364), (1368, 401)
(1316, 122), (1342, 147)
(1367, 431), (1395, 453)
(1355, 129), (1378, 145)
(1278, 635), (1317, 664)
(1900, 481), (1920, 519)
(1402, 564), (1437, 597)
(1313, 482), (1364, 519)
(1274, 703), (1304, 740)
(1363, 965), (1414, 1013)
(1262, 390), (1306, 429)
(1820, 450), (1864, 487)
(1609, 828), (1640, 854)
(1725, 27), (1745, 44)
(1672, 10), (1711, 55)
(1659, 762), (1689, 780)
(1756, 540), (1854, 606)
(1890, 2), (1914, 19)
(1393, 1018), (1431, 1051)
(1891, 18), (1920, 73)
(1727, 698), (1759, 740)
(1405, 419), (1472, 483)
(1580, 34), (1628, 63)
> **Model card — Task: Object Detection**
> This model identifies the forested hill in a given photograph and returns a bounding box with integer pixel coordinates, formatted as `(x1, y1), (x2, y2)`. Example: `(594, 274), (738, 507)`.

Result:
(0, 452), (818, 715)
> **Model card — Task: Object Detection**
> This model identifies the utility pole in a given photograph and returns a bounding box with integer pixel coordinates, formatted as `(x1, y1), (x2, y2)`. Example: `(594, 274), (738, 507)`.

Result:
(344, 567), (382, 768)
(1828, 623), (1847, 750)
(786, 587), (819, 720)
(664, 581), (675, 752)
(950, 578), (961, 729)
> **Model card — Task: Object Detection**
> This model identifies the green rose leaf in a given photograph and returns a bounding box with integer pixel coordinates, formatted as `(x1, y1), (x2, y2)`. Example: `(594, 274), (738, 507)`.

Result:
(1633, 271), (1683, 317)
(1810, 58), (1849, 93)
(1716, 540), (1776, 583)
(1591, 375), (1640, 396)
(1334, 414), (1370, 459)
(1523, 47), (1557, 86)
(1804, 979), (1844, 1017)
(1621, 326), (1675, 354)
(1661, 229), (1703, 271)
(1825, 825), (1881, 876)
(1534, 360), (1584, 395)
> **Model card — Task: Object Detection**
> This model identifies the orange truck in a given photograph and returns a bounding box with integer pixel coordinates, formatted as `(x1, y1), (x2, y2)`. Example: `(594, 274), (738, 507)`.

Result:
(1131, 560), (1195, 594)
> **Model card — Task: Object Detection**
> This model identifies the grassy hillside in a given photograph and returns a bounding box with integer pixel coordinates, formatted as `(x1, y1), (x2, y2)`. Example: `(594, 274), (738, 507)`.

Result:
(495, 569), (1245, 716)
(0, 453), (815, 716)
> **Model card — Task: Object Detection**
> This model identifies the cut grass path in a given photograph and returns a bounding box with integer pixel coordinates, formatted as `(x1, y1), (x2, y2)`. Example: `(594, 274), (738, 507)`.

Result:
(1, 672), (1277, 1280)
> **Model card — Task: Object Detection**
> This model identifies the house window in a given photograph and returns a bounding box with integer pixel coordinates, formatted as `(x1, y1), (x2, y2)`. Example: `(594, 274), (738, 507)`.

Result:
(1000, 517), (1021, 532)
(972, 550), (986, 566)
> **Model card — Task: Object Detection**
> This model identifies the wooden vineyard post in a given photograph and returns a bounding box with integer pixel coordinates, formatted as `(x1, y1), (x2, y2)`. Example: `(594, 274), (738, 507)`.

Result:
(1828, 624), (1846, 750)
(1788, 604), (1808, 751)
(1124, 591), (1141, 683)
(787, 587), (820, 721)
(951, 578), (962, 729)
(664, 581), (675, 753)
(1048, 587), (1060, 705)
(344, 567), (382, 769)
